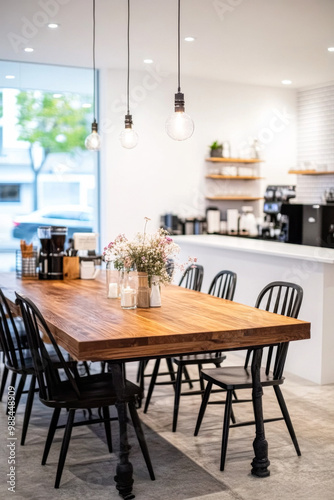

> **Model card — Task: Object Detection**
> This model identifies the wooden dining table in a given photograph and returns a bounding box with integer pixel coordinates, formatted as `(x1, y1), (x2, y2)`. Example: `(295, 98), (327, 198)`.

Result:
(0, 272), (310, 499)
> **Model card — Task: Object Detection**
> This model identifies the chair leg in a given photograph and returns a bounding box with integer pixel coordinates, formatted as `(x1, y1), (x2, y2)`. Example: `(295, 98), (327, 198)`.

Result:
(143, 358), (161, 414)
(21, 375), (36, 445)
(0, 366), (9, 401)
(220, 390), (233, 471)
(14, 373), (26, 409)
(10, 371), (17, 389)
(83, 361), (90, 376)
(42, 407), (61, 465)
(182, 365), (193, 389)
(172, 364), (183, 432)
(55, 409), (75, 489)
(198, 364), (205, 394)
(194, 381), (213, 436)
(102, 406), (113, 453)
(6, 372), (17, 415)
(128, 401), (155, 481)
(274, 385), (301, 456)
(166, 358), (176, 384)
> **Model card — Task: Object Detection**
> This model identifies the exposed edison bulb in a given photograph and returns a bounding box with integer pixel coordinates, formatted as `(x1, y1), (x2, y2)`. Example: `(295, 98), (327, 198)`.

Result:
(120, 114), (138, 149)
(166, 111), (194, 141)
(166, 92), (194, 141)
(85, 121), (101, 151)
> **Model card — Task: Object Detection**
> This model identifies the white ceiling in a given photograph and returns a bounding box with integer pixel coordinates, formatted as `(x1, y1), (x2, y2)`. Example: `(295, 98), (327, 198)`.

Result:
(1, 0), (334, 89)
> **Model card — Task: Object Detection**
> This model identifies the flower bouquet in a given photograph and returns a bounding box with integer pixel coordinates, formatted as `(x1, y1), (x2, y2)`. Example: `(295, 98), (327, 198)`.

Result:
(103, 218), (195, 307)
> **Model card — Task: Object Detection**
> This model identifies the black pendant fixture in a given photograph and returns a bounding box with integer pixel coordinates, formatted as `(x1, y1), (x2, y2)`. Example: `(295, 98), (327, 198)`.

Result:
(165, 0), (194, 141)
(85, 0), (101, 151)
(120, 0), (138, 149)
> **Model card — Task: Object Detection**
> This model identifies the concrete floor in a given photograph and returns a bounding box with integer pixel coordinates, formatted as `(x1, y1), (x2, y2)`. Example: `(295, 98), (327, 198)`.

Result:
(0, 354), (334, 500)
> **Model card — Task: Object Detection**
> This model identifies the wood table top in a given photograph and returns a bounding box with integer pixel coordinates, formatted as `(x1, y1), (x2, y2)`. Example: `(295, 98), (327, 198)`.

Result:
(0, 273), (310, 361)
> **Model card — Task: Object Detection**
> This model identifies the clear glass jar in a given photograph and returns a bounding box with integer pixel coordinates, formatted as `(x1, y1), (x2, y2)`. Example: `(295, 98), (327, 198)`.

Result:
(120, 271), (137, 309)
(106, 261), (121, 298)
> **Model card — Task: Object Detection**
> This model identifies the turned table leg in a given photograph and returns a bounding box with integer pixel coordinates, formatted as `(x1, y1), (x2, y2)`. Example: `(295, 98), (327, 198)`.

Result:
(251, 348), (270, 477)
(109, 362), (135, 499)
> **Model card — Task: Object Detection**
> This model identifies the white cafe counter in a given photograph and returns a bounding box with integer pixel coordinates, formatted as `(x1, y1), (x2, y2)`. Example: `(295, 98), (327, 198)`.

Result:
(174, 235), (334, 385)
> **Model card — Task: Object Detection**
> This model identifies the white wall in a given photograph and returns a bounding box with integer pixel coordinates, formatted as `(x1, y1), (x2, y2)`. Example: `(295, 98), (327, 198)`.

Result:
(99, 68), (297, 247)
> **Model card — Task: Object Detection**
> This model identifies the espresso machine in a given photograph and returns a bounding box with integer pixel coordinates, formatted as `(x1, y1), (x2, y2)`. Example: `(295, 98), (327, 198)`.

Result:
(38, 226), (67, 280)
(262, 185), (296, 239)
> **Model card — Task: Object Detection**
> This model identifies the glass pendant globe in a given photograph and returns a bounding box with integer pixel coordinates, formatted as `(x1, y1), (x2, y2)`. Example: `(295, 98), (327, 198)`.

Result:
(85, 131), (101, 151)
(120, 128), (139, 149)
(166, 111), (194, 141)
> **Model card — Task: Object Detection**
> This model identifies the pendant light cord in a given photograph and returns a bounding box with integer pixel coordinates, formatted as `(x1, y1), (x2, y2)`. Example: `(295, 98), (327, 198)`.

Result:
(177, 0), (181, 92)
(92, 0), (96, 122)
(127, 0), (130, 115)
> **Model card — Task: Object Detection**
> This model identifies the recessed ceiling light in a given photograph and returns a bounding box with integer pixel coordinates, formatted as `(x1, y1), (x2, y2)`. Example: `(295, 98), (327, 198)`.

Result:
(53, 93), (62, 98)
(184, 36), (196, 42)
(82, 103), (92, 108)
(282, 79), (292, 85)
(328, 47), (334, 52)
(5, 75), (15, 79)
(143, 59), (153, 64)
(24, 47), (34, 53)
(48, 23), (59, 29)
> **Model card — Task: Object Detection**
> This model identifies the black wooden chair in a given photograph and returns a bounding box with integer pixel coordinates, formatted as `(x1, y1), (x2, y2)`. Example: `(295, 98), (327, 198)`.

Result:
(0, 287), (84, 446)
(144, 270), (237, 432)
(139, 264), (205, 407)
(178, 264), (204, 291)
(15, 292), (155, 488)
(194, 281), (303, 471)
(0, 312), (27, 402)
(171, 270), (237, 432)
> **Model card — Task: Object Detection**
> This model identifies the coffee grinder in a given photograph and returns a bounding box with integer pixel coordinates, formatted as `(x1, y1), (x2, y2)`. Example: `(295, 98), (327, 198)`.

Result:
(37, 226), (51, 280)
(49, 226), (67, 280)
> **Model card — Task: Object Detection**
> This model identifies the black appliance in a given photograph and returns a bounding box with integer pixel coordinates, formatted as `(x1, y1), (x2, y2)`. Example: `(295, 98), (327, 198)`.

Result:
(263, 185), (296, 225)
(280, 203), (334, 248)
(49, 226), (67, 279)
(37, 226), (51, 280)
(160, 214), (184, 235)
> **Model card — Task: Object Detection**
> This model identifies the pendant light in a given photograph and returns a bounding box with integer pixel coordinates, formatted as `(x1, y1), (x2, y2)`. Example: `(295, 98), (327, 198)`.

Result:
(85, 0), (101, 151)
(166, 0), (194, 141)
(120, 0), (138, 149)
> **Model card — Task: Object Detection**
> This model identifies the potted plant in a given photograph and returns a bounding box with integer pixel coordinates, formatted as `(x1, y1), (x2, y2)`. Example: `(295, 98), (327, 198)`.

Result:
(209, 140), (223, 158)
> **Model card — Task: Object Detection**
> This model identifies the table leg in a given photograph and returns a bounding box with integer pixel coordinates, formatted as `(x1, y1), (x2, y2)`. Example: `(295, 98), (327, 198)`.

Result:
(109, 362), (135, 499)
(251, 348), (270, 477)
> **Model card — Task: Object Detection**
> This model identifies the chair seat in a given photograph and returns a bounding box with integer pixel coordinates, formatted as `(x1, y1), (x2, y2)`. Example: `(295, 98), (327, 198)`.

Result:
(201, 366), (285, 390)
(173, 353), (226, 366)
(43, 373), (143, 409)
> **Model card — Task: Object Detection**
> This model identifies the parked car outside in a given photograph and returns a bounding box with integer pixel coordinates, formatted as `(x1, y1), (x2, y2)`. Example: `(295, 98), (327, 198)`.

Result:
(12, 205), (94, 242)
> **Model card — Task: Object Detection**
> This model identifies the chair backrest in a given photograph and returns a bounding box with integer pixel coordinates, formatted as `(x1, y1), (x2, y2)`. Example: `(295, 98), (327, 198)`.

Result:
(245, 281), (303, 379)
(208, 270), (237, 301)
(0, 288), (27, 370)
(15, 292), (80, 401)
(178, 264), (204, 292)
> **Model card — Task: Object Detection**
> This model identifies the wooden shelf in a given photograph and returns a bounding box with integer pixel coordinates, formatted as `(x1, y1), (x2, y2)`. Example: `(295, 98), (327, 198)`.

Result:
(206, 196), (264, 201)
(206, 157), (264, 164)
(206, 175), (264, 180)
(288, 170), (334, 175)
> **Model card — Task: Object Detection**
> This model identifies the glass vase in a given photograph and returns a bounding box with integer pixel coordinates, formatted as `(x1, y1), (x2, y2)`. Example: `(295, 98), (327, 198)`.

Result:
(150, 275), (161, 307)
(137, 272), (150, 308)
(106, 261), (120, 298)
(120, 271), (137, 309)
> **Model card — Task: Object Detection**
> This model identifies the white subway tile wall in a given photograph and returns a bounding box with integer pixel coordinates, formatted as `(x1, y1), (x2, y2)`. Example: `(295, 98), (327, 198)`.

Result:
(295, 83), (334, 203)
